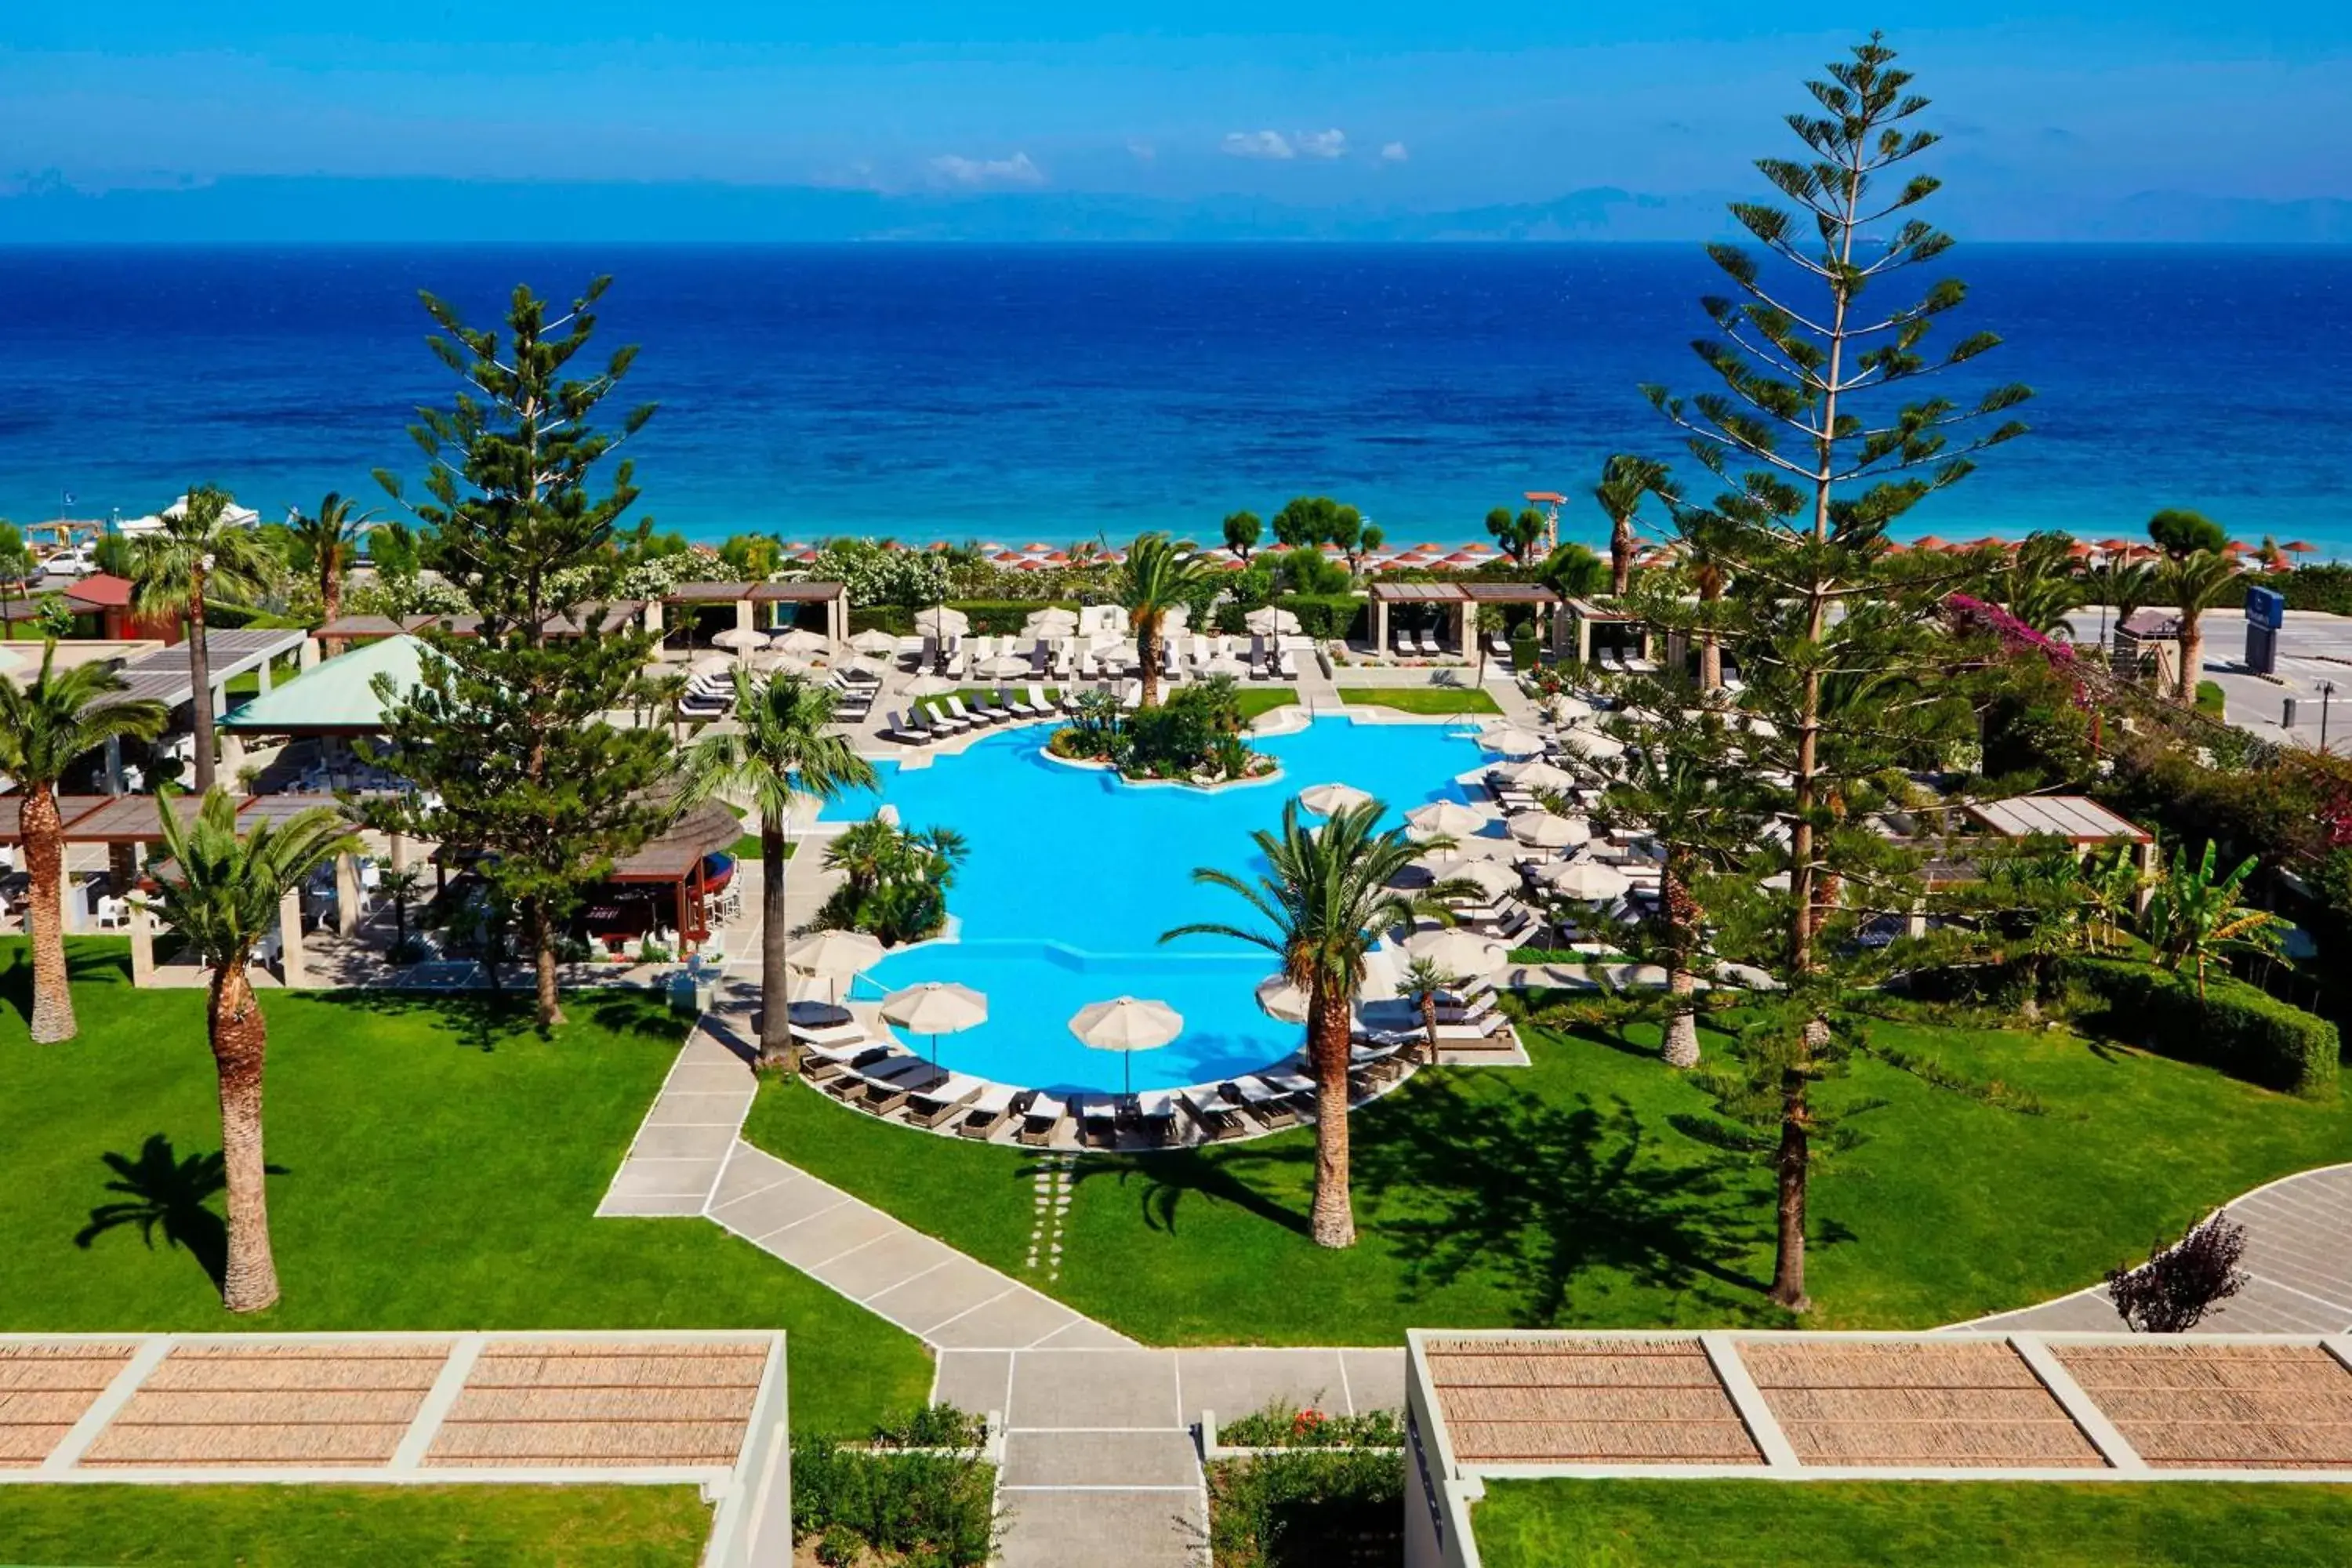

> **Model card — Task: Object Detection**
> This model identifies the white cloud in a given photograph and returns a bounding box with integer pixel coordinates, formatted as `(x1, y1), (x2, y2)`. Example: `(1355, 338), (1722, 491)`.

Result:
(1297, 129), (1348, 160)
(1379, 141), (1409, 163)
(927, 151), (1046, 188)
(1127, 139), (1157, 162)
(1221, 130), (1294, 160)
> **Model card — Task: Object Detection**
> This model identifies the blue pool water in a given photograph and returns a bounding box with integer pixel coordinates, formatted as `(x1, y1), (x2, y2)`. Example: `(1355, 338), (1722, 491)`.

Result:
(815, 717), (1486, 1094)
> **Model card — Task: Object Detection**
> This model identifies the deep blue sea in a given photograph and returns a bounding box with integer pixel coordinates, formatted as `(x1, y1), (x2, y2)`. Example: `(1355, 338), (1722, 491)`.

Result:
(2, 245), (2349, 554)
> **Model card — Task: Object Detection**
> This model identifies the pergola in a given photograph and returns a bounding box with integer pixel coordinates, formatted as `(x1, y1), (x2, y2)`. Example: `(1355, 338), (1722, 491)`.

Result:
(652, 582), (848, 644)
(311, 602), (646, 644)
(1561, 597), (1655, 666)
(592, 800), (743, 952)
(1367, 581), (1564, 655)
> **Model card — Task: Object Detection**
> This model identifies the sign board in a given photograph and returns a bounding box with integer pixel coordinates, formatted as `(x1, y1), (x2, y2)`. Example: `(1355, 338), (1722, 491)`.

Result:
(2245, 585), (2286, 630)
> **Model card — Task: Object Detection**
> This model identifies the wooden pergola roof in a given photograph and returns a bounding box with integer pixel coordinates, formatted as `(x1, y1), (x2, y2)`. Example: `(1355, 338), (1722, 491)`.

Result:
(607, 801), (743, 883)
(0, 791), (358, 845)
(1965, 795), (2154, 845)
(1367, 581), (1561, 605)
(662, 581), (843, 605)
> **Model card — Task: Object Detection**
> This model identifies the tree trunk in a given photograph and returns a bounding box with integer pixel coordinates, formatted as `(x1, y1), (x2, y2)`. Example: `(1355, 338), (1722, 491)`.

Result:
(529, 898), (564, 1026)
(1766, 1035), (1817, 1312)
(1699, 631), (1722, 692)
(1307, 978), (1356, 1249)
(1419, 991), (1440, 1067)
(2176, 615), (2202, 707)
(321, 557), (344, 659)
(1610, 519), (1634, 598)
(210, 960), (280, 1313)
(1661, 859), (1700, 1067)
(1138, 615), (1160, 709)
(187, 574), (217, 794)
(24, 782), (75, 1044)
(1662, 969), (1700, 1068)
(759, 816), (796, 1073)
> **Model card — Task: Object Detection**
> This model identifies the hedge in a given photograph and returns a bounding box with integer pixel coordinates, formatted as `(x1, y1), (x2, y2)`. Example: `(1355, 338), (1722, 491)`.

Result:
(2065, 955), (2339, 1099)
(1275, 593), (1366, 641)
(2279, 564), (2352, 616)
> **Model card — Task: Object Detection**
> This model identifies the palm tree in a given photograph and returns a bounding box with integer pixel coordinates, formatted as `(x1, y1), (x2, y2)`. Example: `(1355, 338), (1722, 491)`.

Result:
(2158, 550), (2241, 708)
(1117, 533), (1209, 707)
(286, 492), (373, 651)
(1163, 800), (1459, 1248)
(129, 486), (278, 793)
(1471, 606), (1508, 687)
(1602, 713), (1761, 1066)
(2085, 559), (2156, 661)
(1595, 455), (1670, 599)
(2141, 841), (2285, 1002)
(1679, 518), (1735, 691)
(2082, 841), (2146, 953)
(148, 788), (358, 1312)
(679, 670), (877, 1071)
(1396, 955), (1463, 1068)
(0, 644), (166, 1041)
(0, 521), (34, 629)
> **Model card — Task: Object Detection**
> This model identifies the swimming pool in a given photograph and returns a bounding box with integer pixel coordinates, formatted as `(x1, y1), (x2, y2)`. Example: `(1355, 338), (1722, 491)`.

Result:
(814, 715), (1490, 1093)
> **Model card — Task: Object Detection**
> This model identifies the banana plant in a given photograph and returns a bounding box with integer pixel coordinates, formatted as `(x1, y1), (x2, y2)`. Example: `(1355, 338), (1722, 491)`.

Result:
(2140, 841), (2285, 1001)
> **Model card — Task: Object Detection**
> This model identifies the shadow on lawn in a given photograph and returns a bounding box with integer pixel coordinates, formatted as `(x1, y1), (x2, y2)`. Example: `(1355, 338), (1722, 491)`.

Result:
(0, 941), (136, 1029)
(308, 985), (681, 1053)
(73, 1133), (285, 1292)
(1352, 1076), (1775, 1326)
(1076, 1146), (1316, 1240)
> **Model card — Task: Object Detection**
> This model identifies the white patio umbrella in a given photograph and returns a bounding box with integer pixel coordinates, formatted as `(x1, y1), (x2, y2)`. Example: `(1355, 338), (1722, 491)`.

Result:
(1298, 782), (1374, 817)
(1244, 605), (1301, 637)
(710, 625), (768, 655)
(1404, 800), (1490, 842)
(1403, 927), (1506, 975)
(772, 628), (831, 659)
(1540, 860), (1632, 902)
(1069, 996), (1183, 1097)
(1508, 810), (1588, 849)
(1556, 728), (1627, 761)
(914, 605), (971, 639)
(902, 674), (958, 699)
(881, 981), (989, 1063)
(1254, 974), (1312, 1024)
(688, 652), (735, 678)
(1024, 607), (1080, 637)
(1160, 604), (1192, 632)
(1421, 857), (1522, 902)
(1509, 760), (1581, 794)
(1476, 727), (1544, 757)
(786, 930), (885, 1004)
(1544, 695), (1595, 723)
(850, 628), (902, 656)
(977, 654), (1032, 680)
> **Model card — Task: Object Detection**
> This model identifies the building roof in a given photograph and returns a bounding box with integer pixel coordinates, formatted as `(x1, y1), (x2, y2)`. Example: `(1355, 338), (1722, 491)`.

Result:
(114, 629), (311, 712)
(663, 580), (844, 604)
(0, 790), (355, 845)
(219, 634), (426, 735)
(608, 800), (743, 883)
(1965, 795), (2153, 845)
(1367, 582), (1562, 604)
(64, 574), (136, 609)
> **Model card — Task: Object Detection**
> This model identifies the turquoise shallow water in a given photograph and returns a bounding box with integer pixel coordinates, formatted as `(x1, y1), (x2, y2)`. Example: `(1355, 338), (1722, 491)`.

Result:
(815, 717), (1488, 1093)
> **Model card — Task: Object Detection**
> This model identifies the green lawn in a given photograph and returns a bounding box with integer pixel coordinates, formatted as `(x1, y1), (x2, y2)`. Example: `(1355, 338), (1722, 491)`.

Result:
(1236, 688), (1301, 721)
(0, 1484), (710, 1567)
(1, 939), (930, 1436)
(741, 1014), (2350, 1341)
(1336, 685), (1502, 715)
(1473, 1479), (2352, 1567)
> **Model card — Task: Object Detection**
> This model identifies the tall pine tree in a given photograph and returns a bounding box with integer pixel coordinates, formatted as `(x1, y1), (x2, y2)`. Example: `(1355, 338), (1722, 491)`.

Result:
(1633, 36), (2030, 1310)
(372, 278), (673, 1025)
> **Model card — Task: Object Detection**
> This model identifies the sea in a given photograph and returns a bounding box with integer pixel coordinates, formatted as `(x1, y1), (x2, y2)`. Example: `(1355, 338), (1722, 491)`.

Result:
(2, 244), (2348, 556)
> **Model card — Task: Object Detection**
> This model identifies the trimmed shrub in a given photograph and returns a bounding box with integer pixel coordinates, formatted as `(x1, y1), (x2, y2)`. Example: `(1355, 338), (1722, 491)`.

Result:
(946, 599), (1083, 635)
(791, 1404), (996, 1567)
(2064, 955), (2339, 1099)
(2279, 564), (2352, 616)
(1508, 628), (1539, 671)
(850, 604), (916, 636)
(1274, 593), (1365, 641)
(1207, 1449), (1402, 1568)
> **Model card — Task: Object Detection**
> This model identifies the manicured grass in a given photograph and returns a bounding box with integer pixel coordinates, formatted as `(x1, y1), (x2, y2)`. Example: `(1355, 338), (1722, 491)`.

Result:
(1235, 688), (1301, 720)
(1335, 686), (1501, 715)
(742, 1014), (2350, 1342)
(1, 939), (930, 1435)
(1473, 1479), (2352, 1567)
(0, 1484), (710, 1567)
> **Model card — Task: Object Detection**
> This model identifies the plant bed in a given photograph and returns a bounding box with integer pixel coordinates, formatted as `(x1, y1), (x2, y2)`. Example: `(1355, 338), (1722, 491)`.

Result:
(791, 1404), (997, 1566)
(1207, 1449), (1403, 1568)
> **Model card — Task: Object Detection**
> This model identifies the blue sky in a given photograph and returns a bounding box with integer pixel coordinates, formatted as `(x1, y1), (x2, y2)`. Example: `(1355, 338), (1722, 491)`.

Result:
(5, 3), (2348, 211)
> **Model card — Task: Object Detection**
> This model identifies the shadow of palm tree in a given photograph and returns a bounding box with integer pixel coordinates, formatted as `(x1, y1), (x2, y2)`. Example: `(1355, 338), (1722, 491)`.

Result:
(1075, 1144), (1316, 1240)
(0, 939), (136, 1028)
(1350, 1074), (1776, 1326)
(73, 1134), (241, 1289)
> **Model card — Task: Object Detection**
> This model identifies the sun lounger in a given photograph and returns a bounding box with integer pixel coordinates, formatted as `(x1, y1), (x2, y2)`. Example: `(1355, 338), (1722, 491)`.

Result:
(955, 1084), (1030, 1141)
(1028, 683), (1061, 717)
(792, 1018), (873, 1052)
(1134, 1091), (1178, 1147)
(966, 690), (1012, 724)
(1119, 681), (1143, 712)
(854, 1058), (950, 1116)
(1076, 1094), (1121, 1149)
(880, 710), (933, 746)
(1278, 648), (1299, 679)
(1016, 1093), (1071, 1148)
(1002, 685), (1042, 720)
(945, 696), (992, 730)
(1223, 1076), (1302, 1130)
(1418, 630), (1442, 656)
(906, 1073), (988, 1129)
(1179, 1085), (1254, 1142)
(798, 1042), (893, 1085)
(823, 1052), (922, 1103)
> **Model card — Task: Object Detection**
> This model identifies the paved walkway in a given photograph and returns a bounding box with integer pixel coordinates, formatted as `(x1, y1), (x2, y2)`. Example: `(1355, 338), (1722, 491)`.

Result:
(1958, 1163), (2352, 1335)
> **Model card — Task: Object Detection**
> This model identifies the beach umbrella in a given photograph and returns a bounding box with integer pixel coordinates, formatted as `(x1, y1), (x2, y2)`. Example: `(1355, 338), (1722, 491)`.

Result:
(688, 652), (736, 679)
(786, 930), (885, 1004)
(772, 628), (832, 659)
(1508, 760), (1581, 794)
(903, 674), (957, 699)
(1254, 974), (1312, 1024)
(710, 625), (767, 655)
(2283, 540), (2318, 554)
(1298, 782), (1374, 817)
(1404, 800), (1489, 841)
(1508, 810), (1588, 849)
(977, 655), (1033, 680)
(1476, 727), (1544, 757)
(1244, 605), (1301, 637)
(1544, 695), (1595, 724)
(1539, 860), (1632, 902)
(1024, 607), (1080, 636)
(1160, 604), (1191, 632)
(1555, 728), (1627, 761)
(1069, 996), (1183, 1097)
(1404, 927), (1506, 975)
(851, 628), (902, 655)
(914, 605), (971, 639)
(882, 981), (989, 1063)
(1421, 856), (1521, 901)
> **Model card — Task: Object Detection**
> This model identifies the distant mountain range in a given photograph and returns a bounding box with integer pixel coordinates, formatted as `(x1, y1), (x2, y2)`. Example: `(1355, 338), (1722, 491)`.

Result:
(4, 174), (2348, 244)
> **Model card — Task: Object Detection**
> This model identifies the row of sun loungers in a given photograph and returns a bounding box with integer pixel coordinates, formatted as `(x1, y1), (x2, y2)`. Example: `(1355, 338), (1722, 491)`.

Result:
(1391, 629), (1454, 657)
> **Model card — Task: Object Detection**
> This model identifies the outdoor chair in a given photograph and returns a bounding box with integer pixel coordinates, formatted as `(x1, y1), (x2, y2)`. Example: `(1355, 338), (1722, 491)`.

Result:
(1178, 1086), (1252, 1142)
(954, 1084), (1030, 1141)
(1076, 1095), (1121, 1150)
(1001, 685), (1040, 720)
(968, 690), (1013, 724)
(1016, 1094), (1071, 1148)
(93, 895), (131, 931)
(1278, 649), (1299, 679)
(906, 1074), (987, 1129)
(880, 710), (931, 746)
(846, 1056), (941, 1112)
(1134, 1091), (1178, 1147)
(1222, 1076), (1301, 1131)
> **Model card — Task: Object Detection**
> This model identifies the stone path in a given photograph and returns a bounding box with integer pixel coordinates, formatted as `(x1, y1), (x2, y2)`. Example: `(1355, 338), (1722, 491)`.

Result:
(1958, 1163), (2352, 1335)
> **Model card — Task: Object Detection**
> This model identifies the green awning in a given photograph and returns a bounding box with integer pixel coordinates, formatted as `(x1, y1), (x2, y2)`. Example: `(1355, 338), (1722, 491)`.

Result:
(219, 633), (428, 736)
